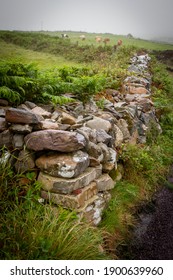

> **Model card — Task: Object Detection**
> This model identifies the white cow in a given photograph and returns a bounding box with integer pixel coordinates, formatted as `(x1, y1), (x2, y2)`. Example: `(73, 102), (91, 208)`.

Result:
(61, 33), (69, 38)
(79, 35), (86, 40)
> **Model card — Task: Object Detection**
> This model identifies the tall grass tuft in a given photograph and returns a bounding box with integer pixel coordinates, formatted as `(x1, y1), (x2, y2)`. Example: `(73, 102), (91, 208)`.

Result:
(0, 151), (109, 260)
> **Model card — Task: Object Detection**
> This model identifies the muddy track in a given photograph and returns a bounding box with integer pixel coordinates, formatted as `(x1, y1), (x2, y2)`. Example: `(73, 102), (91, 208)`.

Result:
(127, 167), (173, 260)
(152, 50), (173, 72)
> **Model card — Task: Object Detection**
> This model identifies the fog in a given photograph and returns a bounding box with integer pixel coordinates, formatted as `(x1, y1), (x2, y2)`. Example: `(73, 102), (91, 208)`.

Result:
(0, 0), (172, 41)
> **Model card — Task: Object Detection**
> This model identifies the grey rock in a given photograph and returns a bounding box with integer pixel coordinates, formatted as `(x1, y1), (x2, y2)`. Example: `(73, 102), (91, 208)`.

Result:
(24, 130), (87, 152)
(38, 165), (102, 194)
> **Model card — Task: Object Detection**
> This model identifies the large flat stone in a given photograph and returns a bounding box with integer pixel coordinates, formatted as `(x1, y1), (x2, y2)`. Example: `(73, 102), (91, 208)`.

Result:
(95, 174), (115, 191)
(38, 165), (102, 194)
(41, 182), (98, 209)
(35, 150), (89, 178)
(24, 130), (86, 152)
(86, 116), (111, 132)
(6, 108), (43, 124)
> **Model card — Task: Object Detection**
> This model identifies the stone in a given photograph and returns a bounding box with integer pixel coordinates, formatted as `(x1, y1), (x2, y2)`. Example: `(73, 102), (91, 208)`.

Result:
(0, 129), (13, 149)
(86, 141), (103, 162)
(36, 150), (89, 178)
(89, 157), (100, 167)
(117, 119), (130, 141)
(96, 129), (112, 145)
(137, 98), (154, 113)
(128, 86), (150, 95)
(61, 112), (76, 125)
(128, 64), (142, 74)
(77, 127), (97, 144)
(0, 117), (7, 132)
(31, 106), (52, 118)
(6, 108), (43, 124)
(51, 111), (60, 121)
(56, 124), (70, 131)
(9, 124), (32, 134)
(24, 130), (86, 152)
(86, 116), (111, 132)
(12, 134), (24, 149)
(41, 182), (97, 210)
(0, 109), (6, 117)
(97, 143), (110, 163)
(39, 120), (59, 130)
(15, 149), (35, 173)
(0, 99), (8, 106)
(25, 101), (37, 109)
(124, 76), (150, 88)
(95, 174), (115, 191)
(38, 165), (102, 194)
(84, 99), (98, 113)
(113, 124), (124, 147)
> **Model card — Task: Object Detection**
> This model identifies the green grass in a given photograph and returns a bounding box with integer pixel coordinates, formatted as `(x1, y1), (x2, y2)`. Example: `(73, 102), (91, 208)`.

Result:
(0, 160), (109, 260)
(44, 31), (173, 50)
(0, 39), (83, 69)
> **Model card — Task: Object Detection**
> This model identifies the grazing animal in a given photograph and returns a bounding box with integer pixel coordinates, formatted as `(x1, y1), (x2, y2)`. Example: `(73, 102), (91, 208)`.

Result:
(79, 35), (86, 40)
(117, 39), (122, 46)
(61, 33), (69, 38)
(103, 38), (110, 44)
(95, 36), (102, 43)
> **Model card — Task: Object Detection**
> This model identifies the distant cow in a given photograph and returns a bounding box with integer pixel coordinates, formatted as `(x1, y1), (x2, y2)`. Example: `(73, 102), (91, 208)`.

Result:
(79, 35), (86, 40)
(61, 33), (69, 38)
(117, 39), (122, 46)
(103, 38), (110, 44)
(95, 36), (102, 43)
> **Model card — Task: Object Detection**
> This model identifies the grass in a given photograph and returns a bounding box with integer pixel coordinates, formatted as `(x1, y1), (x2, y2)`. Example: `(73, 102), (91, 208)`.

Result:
(0, 39), (83, 69)
(0, 159), (109, 260)
(44, 31), (173, 50)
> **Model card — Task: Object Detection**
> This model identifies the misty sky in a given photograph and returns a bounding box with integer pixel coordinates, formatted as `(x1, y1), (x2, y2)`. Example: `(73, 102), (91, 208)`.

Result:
(0, 0), (172, 39)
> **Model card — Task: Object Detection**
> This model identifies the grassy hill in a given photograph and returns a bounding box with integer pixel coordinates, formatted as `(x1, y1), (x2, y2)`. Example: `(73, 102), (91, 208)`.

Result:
(43, 30), (173, 50)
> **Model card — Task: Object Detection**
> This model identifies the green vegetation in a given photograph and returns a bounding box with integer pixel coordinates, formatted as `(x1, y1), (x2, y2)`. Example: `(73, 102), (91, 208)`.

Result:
(0, 30), (173, 259)
(0, 157), (108, 260)
(99, 59), (173, 257)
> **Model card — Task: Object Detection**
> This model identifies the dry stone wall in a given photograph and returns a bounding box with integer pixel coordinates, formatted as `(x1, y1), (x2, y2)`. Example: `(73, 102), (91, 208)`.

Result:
(0, 53), (162, 225)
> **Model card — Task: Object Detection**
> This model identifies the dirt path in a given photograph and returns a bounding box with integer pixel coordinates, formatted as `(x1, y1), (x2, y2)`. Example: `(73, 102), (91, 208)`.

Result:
(128, 167), (173, 260)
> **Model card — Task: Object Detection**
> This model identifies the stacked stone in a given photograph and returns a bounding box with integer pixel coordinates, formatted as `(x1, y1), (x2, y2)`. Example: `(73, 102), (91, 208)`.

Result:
(0, 53), (163, 225)
(0, 103), (117, 225)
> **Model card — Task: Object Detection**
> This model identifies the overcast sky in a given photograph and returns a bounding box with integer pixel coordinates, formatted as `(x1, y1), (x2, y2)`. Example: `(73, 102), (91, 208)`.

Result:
(0, 0), (172, 40)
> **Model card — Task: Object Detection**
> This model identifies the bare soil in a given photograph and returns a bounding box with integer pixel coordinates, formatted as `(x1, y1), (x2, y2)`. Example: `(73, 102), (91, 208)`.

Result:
(127, 166), (173, 260)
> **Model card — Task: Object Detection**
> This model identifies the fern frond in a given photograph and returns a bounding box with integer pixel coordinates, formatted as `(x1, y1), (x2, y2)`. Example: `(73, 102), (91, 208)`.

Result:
(42, 92), (74, 105)
(0, 86), (21, 103)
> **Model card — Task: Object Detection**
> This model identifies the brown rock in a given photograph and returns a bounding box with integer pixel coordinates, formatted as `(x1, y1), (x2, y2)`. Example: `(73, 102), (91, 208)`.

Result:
(61, 112), (76, 125)
(15, 149), (35, 173)
(95, 174), (115, 191)
(128, 86), (150, 95)
(31, 106), (52, 118)
(41, 182), (97, 209)
(39, 120), (59, 130)
(38, 165), (102, 194)
(24, 130), (86, 152)
(6, 108), (43, 124)
(0, 99), (9, 106)
(36, 150), (89, 178)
